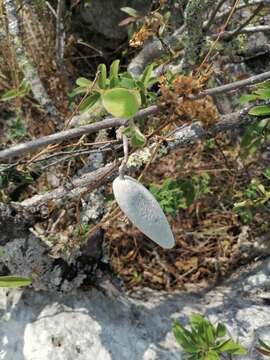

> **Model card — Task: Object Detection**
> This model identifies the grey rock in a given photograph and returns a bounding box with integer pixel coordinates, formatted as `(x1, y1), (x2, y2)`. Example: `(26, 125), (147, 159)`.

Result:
(1, 234), (86, 292)
(72, 0), (152, 50)
(1, 258), (270, 359)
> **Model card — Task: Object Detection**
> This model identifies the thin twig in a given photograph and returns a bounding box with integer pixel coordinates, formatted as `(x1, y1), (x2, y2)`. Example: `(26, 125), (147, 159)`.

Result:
(18, 105), (255, 209)
(119, 134), (129, 179)
(45, 1), (57, 17)
(198, 0), (241, 72)
(41, 147), (115, 170)
(199, 70), (270, 98)
(204, 0), (228, 33)
(216, 0), (269, 23)
(1, 71), (270, 161)
(56, 0), (66, 71)
(0, 106), (156, 161)
(217, 25), (270, 40)
(220, 3), (265, 40)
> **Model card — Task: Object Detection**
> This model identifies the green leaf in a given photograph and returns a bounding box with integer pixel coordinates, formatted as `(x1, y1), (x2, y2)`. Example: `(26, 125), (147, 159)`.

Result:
(1, 80), (30, 101)
(180, 180), (195, 207)
(123, 122), (146, 148)
(140, 63), (154, 87)
(189, 314), (215, 347)
(202, 350), (219, 360)
(118, 77), (137, 89)
(0, 276), (32, 288)
(258, 338), (270, 351)
(121, 6), (139, 17)
(1, 89), (19, 101)
(79, 92), (100, 112)
(172, 321), (198, 354)
(68, 87), (87, 98)
(98, 64), (107, 89)
(190, 314), (205, 329)
(205, 323), (215, 346)
(257, 80), (270, 89)
(215, 339), (246, 355)
(239, 94), (259, 104)
(20, 79), (31, 92)
(216, 323), (226, 338)
(263, 167), (270, 180)
(256, 346), (270, 356)
(101, 88), (141, 119)
(249, 105), (270, 116)
(109, 59), (120, 88)
(76, 77), (92, 87)
(254, 89), (270, 100)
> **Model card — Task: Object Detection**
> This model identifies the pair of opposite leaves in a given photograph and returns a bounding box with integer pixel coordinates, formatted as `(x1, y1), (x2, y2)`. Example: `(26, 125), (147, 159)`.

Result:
(113, 176), (175, 249)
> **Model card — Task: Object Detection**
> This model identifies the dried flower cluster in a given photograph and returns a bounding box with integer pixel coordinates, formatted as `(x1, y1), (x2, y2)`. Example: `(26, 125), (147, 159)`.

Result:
(129, 24), (153, 48)
(158, 75), (219, 127)
(129, 12), (166, 48)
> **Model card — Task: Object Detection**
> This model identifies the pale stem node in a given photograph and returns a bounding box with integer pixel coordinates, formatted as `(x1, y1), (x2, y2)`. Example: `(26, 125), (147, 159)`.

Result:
(119, 133), (129, 180)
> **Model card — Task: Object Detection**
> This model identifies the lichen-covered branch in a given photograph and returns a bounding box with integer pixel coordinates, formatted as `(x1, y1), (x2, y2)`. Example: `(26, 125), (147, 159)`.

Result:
(1, 70), (270, 161)
(3, 0), (61, 128)
(17, 106), (255, 210)
(56, 0), (66, 71)
(181, 0), (207, 73)
(0, 106), (157, 161)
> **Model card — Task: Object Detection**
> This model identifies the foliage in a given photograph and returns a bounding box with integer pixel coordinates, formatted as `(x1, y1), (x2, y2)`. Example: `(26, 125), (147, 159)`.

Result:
(173, 314), (246, 360)
(70, 61), (157, 147)
(73, 223), (91, 242)
(240, 80), (270, 117)
(71, 60), (157, 119)
(240, 81), (270, 158)
(256, 338), (270, 357)
(149, 173), (211, 215)
(240, 118), (270, 158)
(122, 120), (146, 148)
(0, 276), (32, 288)
(8, 117), (27, 141)
(233, 176), (270, 224)
(0, 79), (31, 102)
(0, 165), (39, 202)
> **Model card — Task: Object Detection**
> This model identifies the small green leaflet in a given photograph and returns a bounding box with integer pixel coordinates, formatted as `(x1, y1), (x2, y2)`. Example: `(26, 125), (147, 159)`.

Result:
(79, 92), (100, 112)
(249, 105), (270, 116)
(123, 122), (146, 148)
(98, 64), (107, 89)
(0, 276), (32, 288)
(256, 338), (270, 356)
(140, 63), (154, 87)
(215, 323), (226, 338)
(120, 7), (139, 17)
(214, 339), (246, 355)
(239, 94), (259, 105)
(1, 80), (31, 102)
(75, 77), (92, 87)
(109, 59), (120, 88)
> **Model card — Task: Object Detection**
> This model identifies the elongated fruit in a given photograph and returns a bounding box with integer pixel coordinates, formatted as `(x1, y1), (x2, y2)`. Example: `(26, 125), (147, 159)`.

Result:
(113, 176), (175, 249)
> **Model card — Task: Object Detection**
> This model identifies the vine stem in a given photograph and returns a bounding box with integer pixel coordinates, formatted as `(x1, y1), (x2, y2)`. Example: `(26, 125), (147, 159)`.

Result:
(119, 134), (129, 180)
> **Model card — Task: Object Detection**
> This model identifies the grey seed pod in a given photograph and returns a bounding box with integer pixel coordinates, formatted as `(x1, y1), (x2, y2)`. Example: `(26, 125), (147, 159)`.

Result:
(113, 176), (175, 249)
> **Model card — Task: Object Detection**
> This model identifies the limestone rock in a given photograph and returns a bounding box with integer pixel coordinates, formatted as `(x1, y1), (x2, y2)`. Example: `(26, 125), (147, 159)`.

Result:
(0, 258), (270, 359)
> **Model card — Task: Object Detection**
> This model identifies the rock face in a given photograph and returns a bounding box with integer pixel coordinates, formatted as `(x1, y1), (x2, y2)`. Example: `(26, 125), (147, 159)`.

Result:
(72, 0), (152, 50)
(0, 258), (270, 359)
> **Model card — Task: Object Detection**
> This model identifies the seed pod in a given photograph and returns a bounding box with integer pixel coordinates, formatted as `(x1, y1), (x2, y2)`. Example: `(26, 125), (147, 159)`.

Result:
(113, 176), (175, 249)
